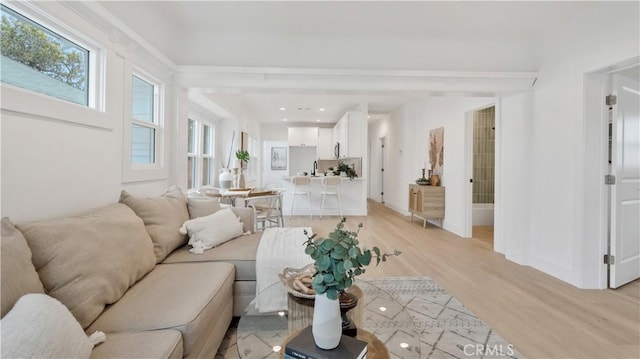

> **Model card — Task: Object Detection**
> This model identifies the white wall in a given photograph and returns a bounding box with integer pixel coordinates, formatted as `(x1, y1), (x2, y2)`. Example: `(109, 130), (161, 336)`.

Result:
(1, 2), (176, 222)
(379, 97), (495, 236)
(526, 6), (639, 287)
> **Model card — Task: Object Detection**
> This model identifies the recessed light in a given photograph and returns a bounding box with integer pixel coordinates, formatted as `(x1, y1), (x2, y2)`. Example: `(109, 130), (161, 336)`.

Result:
(400, 343), (409, 349)
(319, 108), (325, 111)
(367, 115), (371, 119)
(280, 107), (286, 111)
(283, 119), (288, 122)
(379, 306), (387, 312)
(272, 346), (281, 352)
(316, 119), (321, 122)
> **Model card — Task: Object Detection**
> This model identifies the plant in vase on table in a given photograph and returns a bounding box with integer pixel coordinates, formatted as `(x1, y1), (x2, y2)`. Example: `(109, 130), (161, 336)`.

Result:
(234, 150), (250, 188)
(302, 218), (400, 349)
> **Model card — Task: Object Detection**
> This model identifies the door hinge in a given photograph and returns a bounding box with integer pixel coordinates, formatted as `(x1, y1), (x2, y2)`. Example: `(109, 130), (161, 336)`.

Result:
(605, 175), (616, 185)
(381, 168), (384, 172)
(381, 192), (384, 196)
(604, 254), (615, 265)
(606, 94), (617, 106)
(470, 178), (473, 183)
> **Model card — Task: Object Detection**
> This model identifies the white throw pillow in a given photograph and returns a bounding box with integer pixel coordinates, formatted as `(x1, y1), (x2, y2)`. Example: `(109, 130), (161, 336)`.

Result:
(179, 208), (244, 254)
(0, 294), (93, 358)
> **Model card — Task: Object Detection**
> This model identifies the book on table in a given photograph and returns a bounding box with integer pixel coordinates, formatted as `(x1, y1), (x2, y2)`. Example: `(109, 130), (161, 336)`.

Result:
(284, 326), (367, 359)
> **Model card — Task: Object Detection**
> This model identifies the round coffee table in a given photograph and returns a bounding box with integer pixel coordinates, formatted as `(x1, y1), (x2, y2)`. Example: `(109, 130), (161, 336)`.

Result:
(237, 279), (421, 358)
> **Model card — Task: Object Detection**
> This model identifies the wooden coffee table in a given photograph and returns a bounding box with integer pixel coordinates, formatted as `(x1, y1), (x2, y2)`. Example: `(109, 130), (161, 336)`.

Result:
(237, 279), (421, 358)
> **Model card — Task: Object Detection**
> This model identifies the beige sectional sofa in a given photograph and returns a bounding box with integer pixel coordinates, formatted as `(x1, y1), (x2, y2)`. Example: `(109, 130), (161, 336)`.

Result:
(0, 187), (262, 358)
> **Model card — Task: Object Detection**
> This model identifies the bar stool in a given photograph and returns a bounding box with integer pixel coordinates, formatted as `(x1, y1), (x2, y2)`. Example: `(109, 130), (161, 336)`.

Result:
(320, 176), (343, 219)
(290, 176), (313, 219)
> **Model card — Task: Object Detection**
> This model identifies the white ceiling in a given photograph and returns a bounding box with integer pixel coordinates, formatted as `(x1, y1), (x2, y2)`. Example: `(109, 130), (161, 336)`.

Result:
(96, 1), (638, 122)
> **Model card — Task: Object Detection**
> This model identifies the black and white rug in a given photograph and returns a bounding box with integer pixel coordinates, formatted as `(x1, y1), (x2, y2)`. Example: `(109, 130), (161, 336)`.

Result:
(216, 276), (523, 359)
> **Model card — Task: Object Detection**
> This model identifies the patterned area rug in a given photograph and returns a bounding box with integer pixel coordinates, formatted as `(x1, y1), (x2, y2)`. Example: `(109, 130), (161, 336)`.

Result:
(216, 276), (523, 359)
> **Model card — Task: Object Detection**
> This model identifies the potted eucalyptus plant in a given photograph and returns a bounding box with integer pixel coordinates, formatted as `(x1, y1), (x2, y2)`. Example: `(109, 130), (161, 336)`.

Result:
(303, 218), (400, 349)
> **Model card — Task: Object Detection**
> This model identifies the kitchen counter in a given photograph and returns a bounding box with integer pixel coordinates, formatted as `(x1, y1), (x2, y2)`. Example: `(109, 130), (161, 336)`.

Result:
(279, 176), (367, 217)
(282, 176), (364, 181)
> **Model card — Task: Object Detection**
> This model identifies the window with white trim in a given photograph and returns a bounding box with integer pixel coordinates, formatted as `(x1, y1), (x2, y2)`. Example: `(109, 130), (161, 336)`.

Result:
(0, 4), (99, 107)
(202, 124), (214, 186)
(131, 74), (160, 164)
(187, 118), (215, 190)
(187, 118), (198, 189)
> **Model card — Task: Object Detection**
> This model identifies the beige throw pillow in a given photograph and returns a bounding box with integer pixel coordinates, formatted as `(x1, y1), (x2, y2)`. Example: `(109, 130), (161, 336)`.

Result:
(187, 197), (221, 219)
(16, 204), (156, 328)
(120, 186), (190, 262)
(0, 294), (93, 358)
(1, 218), (44, 317)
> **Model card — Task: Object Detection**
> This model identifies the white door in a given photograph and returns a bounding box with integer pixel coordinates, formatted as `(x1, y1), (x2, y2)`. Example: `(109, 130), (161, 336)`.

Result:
(609, 70), (640, 288)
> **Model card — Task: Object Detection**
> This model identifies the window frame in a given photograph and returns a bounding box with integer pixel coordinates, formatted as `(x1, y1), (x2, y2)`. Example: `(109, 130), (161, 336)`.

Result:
(187, 118), (199, 190)
(0, 1), (107, 127)
(186, 114), (216, 191)
(122, 66), (167, 182)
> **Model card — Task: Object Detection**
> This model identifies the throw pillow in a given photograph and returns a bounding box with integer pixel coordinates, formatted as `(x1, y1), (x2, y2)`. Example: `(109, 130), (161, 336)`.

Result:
(120, 186), (190, 262)
(0, 294), (93, 358)
(187, 197), (221, 219)
(1, 218), (45, 317)
(179, 208), (244, 254)
(16, 204), (156, 328)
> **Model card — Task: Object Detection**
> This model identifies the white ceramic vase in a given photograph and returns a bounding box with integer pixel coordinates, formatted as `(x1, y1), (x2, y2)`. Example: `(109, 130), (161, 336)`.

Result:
(219, 168), (233, 189)
(312, 292), (341, 349)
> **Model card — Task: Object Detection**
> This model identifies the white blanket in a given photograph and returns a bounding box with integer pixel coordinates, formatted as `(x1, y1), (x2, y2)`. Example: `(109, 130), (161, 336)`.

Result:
(255, 227), (314, 312)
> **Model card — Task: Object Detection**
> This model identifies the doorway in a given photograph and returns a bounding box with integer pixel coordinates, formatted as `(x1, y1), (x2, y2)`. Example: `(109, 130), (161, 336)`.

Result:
(467, 106), (496, 248)
(606, 65), (640, 288)
(583, 56), (640, 289)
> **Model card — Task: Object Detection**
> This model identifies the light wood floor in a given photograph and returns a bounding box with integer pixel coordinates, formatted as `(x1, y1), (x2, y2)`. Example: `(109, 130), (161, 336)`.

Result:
(287, 200), (640, 359)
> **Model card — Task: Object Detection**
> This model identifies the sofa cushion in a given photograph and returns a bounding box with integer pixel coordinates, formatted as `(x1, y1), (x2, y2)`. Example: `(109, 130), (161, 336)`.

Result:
(231, 207), (255, 233)
(87, 262), (234, 358)
(180, 208), (244, 252)
(90, 330), (183, 359)
(187, 197), (221, 219)
(163, 232), (261, 281)
(1, 294), (92, 359)
(0, 217), (44, 317)
(120, 186), (190, 262)
(16, 203), (156, 328)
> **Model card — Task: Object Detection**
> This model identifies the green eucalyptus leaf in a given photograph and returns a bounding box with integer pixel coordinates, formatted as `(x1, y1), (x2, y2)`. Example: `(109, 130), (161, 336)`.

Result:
(321, 239), (335, 250)
(343, 259), (353, 270)
(313, 274), (324, 285)
(324, 273), (334, 282)
(326, 288), (339, 300)
(305, 246), (315, 255)
(344, 278), (353, 288)
(317, 256), (331, 271)
(372, 247), (381, 256)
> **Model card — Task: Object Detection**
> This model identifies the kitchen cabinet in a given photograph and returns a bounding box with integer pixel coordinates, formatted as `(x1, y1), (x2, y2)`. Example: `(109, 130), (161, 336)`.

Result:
(333, 112), (362, 158)
(408, 185), (445, 227)
(288, 127), (318, 147)
(317, 128), (334, 159)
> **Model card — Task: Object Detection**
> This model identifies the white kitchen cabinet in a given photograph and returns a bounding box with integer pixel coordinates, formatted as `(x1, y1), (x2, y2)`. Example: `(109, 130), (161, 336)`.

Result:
(288, 127), (318, 147)
(333, 111), (362, 158)
(317, 128), (334, 159)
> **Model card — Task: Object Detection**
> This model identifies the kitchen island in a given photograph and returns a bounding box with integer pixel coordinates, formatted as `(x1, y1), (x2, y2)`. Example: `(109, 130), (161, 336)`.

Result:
(280, 176), (367, 217)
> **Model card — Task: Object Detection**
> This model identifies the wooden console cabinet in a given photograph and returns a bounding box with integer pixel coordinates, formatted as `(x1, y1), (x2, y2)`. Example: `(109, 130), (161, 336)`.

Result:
(408, 184), (445, 228)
